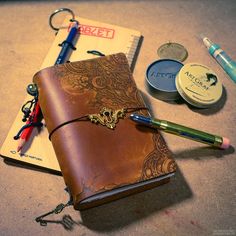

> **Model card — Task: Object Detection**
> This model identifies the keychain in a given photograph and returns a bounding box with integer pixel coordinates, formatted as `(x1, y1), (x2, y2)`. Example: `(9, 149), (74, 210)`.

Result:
(14, 8), (79, 152)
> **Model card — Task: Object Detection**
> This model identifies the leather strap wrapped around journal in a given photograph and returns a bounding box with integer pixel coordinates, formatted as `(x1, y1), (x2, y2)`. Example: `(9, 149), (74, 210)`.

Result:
(33, 53), (176, 210)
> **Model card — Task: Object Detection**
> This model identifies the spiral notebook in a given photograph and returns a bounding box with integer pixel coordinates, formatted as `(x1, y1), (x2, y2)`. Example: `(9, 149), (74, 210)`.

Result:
(0, 16), (142, 172)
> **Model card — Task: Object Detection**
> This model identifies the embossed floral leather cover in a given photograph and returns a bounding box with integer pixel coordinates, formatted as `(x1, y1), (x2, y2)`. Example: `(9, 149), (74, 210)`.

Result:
(33, 53), (176, 210)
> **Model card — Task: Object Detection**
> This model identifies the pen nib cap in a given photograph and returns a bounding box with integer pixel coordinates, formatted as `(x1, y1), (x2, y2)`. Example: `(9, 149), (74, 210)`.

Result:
(129, 114), (152, 125)
(199, 34), (213, 49)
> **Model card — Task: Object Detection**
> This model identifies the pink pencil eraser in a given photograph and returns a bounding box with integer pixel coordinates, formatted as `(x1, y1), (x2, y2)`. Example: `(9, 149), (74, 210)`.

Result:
(220, 137), (230, 149)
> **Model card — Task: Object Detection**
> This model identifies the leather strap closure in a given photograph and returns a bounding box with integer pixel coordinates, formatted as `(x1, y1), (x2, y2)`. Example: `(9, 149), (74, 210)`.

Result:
(49, 107), (148, 140)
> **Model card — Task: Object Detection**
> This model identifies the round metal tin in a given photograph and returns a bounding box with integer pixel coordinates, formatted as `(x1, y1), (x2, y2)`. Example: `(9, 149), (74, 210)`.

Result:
(175, 63), (223, 108)
(157, 42), (188, 62)
(146, 59), (184, 100)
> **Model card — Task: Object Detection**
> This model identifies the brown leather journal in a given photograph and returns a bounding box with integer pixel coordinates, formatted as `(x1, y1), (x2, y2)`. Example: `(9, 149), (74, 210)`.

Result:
(33, 53), (176, 210)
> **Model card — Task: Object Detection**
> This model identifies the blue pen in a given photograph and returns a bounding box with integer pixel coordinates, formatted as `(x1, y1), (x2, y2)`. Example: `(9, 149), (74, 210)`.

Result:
(201, 35), (236, 83)
(17, 20), (79, 151)
(130, 114), (230, 149)
(55, 21), (79, 65)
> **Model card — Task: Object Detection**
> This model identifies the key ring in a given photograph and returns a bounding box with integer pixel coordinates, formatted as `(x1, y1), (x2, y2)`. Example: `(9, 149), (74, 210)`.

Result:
(49, 8), (75, 31)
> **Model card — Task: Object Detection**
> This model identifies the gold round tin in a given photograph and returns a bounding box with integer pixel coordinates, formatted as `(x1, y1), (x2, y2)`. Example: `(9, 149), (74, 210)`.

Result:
(175, 63), (223, 108)
(157, 42), (188, 62)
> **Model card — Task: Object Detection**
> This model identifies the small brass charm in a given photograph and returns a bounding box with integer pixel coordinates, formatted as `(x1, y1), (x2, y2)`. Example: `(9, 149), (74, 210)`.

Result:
(88, 107), (126, 129)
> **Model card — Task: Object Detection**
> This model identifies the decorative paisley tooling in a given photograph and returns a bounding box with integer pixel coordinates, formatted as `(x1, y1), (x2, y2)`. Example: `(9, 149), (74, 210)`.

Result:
(88, 107), (126, 129)
(140, 134), (176, 180)
(58, 54), (144, 109)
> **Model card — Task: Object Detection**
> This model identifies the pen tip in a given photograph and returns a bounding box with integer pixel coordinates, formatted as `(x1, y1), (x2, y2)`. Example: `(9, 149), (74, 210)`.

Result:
(17, 139), (26, 152)
(199, 33), (205, 40)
